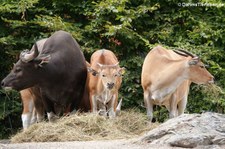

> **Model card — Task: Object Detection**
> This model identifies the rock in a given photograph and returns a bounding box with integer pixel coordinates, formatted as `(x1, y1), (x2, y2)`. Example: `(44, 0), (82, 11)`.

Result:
(138, 112), (225, 148)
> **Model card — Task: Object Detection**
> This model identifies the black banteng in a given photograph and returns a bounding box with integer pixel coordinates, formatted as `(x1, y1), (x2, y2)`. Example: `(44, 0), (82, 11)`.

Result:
(1, 31), (87, 121)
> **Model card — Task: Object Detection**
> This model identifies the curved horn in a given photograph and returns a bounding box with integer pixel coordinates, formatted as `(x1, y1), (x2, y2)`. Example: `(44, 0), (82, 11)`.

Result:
(97, 63), (103, 68)
(97, 62), (119, 69)
(177, 49), (196, 58)
(20, 43), (39, 62)
(113, 62), (119, 67)
(173, 50), (189, 57)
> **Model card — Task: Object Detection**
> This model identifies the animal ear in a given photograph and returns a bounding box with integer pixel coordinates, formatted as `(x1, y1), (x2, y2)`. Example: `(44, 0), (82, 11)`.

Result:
(118, 67), (126, 76)
(87, 67), (99, 76)
(34, 54), (51, 68)
(188, 57), (199, 65)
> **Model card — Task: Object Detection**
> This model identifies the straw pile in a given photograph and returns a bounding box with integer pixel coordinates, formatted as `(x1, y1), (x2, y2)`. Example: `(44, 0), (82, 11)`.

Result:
(195, 83), (224, 98)
(202, 84), (224, 97)
(11, 109), (158, 143)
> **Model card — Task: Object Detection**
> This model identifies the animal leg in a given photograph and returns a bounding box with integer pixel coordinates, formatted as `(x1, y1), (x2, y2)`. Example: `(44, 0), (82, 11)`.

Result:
(30, 108), (37, 125)
(37, 112), (45, 122)
(116, 99), (122, 116)
(144, 90), (153, 121)
(21, 96), (34, 129)
(21, 112), (32, 130)
(91, 94), (98, 113)
(41, 93), (57, 122)
(108, 94), (116, 118)
(47, 112), (59, 122)
(98, 102), (107, 117)
(169, 94), (178, 118)
(33, 93), (45, 122)
(178, 96), (188, 116)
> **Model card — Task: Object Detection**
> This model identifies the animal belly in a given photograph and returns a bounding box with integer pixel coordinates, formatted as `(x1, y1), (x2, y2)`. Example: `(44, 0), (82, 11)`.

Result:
(151, 91), (171, 106)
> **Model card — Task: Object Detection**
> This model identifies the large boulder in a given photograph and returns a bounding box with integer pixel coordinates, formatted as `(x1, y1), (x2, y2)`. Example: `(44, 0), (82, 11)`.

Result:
(138, 112), (225, 148)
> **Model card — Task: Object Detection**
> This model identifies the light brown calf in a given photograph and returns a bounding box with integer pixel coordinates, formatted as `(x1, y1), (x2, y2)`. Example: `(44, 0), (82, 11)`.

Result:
(88, 49), (124, 117)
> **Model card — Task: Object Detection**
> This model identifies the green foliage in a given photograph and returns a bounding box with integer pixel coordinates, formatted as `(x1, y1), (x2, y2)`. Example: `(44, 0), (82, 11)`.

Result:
(0, 0), (224, 139)
(0, 90), (22, 139)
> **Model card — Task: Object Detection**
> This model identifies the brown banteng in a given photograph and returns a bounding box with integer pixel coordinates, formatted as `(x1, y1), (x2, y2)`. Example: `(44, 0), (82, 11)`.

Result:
(141, 45), (214, 121)
(88, 49), (124, 118)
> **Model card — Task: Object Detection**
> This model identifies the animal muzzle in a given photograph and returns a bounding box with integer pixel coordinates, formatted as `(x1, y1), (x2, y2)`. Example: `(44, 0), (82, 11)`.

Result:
(208, 77), (214, 84)
(1, 80), (12, 90)
(1, 80), (5, 88)
(1, 80), (7, 88)
(208, 80), (214, 84)
(107, 82), (115, 90)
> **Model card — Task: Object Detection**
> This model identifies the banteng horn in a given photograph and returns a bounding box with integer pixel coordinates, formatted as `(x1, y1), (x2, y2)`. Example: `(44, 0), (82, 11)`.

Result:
(20, 43), (39, 62)
(97, 62), (119, 69)
(173, 50), (189, 57)
(176, 49), (196, 58)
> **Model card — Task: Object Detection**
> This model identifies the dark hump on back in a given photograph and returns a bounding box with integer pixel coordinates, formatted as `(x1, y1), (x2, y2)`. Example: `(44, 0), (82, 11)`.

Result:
(41, 31), (74, 54)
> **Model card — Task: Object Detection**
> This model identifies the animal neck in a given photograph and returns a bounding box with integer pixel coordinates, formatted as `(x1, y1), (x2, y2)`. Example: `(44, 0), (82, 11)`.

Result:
(103, 89), (113, 105)
(97, 88), (114, 105)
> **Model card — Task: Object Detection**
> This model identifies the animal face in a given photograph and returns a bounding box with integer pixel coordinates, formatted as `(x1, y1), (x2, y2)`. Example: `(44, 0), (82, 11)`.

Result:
(1, 47), (50, 91)
(1, 60), (39, 90)
(99, 67), (122, 90)
(88, 63), (125, 90)
(188, 57), (214, 84)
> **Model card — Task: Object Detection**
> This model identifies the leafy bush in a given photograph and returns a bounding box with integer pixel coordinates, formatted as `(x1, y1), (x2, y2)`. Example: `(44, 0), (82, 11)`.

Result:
(0, 90), (21, 139)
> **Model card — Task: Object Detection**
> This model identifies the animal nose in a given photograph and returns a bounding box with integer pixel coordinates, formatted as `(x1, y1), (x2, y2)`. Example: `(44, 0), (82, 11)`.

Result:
(208, 76), (214, 83)
(1, 80), (5, 87)
(107, 83), (114, 89)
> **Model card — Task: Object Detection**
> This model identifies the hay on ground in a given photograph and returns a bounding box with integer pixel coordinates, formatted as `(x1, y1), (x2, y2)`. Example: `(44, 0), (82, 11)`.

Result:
(11, 109), (158, 143)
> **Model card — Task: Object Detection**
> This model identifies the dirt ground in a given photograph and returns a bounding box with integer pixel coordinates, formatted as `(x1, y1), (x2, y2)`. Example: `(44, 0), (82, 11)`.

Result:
(0, 139), (182, 149)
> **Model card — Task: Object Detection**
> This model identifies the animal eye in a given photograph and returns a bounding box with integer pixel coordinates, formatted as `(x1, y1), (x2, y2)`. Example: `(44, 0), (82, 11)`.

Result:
(204, 64), (209, 68)
(14, 67), (22, 73)
(114, 74), (118, 77)
(102, 74), (106, 77)
(200, 65), (205, 68)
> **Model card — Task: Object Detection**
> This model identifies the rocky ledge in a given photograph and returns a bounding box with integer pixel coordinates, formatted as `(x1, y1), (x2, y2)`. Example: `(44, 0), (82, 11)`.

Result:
(138, 112), (225, 148)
